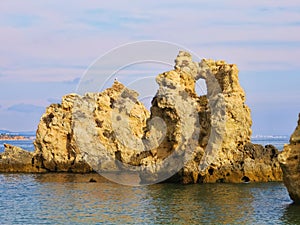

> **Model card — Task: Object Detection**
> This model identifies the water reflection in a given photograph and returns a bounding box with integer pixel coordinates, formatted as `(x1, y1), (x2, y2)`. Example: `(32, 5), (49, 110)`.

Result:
(145, 183), (256, 224)
(248, 182), (294, 224)
(0, 174), (299, 224)
(282, 204), (300, 224)
(33, 174), (152, 224)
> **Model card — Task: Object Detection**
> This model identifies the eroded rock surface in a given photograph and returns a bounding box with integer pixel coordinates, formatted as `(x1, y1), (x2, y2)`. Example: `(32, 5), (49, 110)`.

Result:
(195, 58), (281, 183)
(279, 114), (300, 204)
(0, 144), (45, 173)
(34, 81), (149, 173)
(140, 52), (281, 184)
(33, 93), (92, 172)
(138, 68), (203, 184)
(0, 51), (283, 184)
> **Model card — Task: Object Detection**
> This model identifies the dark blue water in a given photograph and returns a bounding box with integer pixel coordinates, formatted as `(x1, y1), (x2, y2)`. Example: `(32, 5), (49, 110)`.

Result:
(0, 136), (299, 224)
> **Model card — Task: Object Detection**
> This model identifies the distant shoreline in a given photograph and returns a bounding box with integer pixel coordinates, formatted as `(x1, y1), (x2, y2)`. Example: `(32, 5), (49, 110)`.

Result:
(0, 135), (32, 141)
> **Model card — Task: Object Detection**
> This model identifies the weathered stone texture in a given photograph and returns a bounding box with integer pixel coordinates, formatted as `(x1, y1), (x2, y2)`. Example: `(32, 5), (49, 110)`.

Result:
(279, 114), (300, 203)
(0, 52), (283, 185)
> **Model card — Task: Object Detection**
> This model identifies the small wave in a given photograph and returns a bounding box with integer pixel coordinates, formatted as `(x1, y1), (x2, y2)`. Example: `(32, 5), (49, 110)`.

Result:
(251, 135), (289, 139)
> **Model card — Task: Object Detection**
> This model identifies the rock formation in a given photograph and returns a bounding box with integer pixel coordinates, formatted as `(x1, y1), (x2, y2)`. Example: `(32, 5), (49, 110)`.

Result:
(33, 93), (92, 172)
(0, 51), (283, 185)
(137, 68), (203, 184)
(279, 114), (300, 204)
(193, 57), (281, 183)
(34, 81), (149, 173)
(138, 52), (281, 184)
(0, 144), (45, 172)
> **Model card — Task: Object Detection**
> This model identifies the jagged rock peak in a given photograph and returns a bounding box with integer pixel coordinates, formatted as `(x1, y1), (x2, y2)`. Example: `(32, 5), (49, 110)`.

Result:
(290, 113), (300, 144)
(174, 51), (201, 80)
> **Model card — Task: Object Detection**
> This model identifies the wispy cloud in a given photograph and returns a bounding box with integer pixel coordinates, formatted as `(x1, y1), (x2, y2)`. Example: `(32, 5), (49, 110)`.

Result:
(0, 13), (39, 28)
(47, 98), (61, 104)
(7, 103), (45, 114)
(62, 77), (81, 85)
(0, 0), (299, 133)
(0, 0), (299, 83)
(79, 8), (151, 30)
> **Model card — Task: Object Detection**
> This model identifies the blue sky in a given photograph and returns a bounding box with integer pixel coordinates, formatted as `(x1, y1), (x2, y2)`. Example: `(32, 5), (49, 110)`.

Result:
(0, 0), (299, 135)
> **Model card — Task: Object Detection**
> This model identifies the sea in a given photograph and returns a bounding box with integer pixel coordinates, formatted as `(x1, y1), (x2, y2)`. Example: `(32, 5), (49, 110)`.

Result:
(1, 135), (299, 224)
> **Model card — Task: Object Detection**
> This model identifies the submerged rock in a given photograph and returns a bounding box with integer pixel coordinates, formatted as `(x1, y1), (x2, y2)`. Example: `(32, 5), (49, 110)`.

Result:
(279, 114), (300, 204)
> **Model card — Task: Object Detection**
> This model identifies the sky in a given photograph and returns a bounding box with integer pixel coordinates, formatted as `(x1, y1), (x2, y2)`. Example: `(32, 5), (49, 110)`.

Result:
(0, 0), (299, 135)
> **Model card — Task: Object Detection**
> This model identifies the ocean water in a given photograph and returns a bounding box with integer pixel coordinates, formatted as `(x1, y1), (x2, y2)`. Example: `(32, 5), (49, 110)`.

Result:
(0, 174), (299, 224)
(251, 135), (289, 151)
(0, 135), (289, 153)
(0, 139), (35, 153)
(0, 136), (299, 224)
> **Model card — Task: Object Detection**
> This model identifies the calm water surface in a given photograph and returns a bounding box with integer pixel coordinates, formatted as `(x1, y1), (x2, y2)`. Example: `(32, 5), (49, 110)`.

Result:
(251, 136), (289, 151)
(0, 140), (35, 152)
(0, 174), (299, 225)
(1, 137), (299, 224)
(0, 136), (289, 153)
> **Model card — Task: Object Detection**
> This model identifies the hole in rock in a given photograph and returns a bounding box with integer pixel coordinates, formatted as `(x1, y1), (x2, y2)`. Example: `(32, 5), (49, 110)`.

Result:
(195, 79), (207, 96)
(96, 119), (104, 128)
(208, 168), (214, 175)
(89, 178), (97, 183)
(217, 178), (225, 183)
(43, 113), (55, 128)
(242, 176), (250, 183)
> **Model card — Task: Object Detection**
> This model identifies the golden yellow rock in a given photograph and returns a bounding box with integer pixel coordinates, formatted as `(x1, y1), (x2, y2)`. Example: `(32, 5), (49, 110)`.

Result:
(279, 114), (300, 204)
(0, 51), (283, 184)
(0, 144), (45, 173)
(33, 81), (150, 173)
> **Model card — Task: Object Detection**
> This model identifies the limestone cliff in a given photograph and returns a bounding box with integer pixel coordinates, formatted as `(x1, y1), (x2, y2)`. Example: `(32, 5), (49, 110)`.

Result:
(0, 51), (283, 185)
(34, 81), (149, 173)
(279, 114), (300, 204)
(138, 68), (203, 184)
(195, 58), (281, 183)
(33, 93), (91, 172)
(139, 52), (281, 184)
